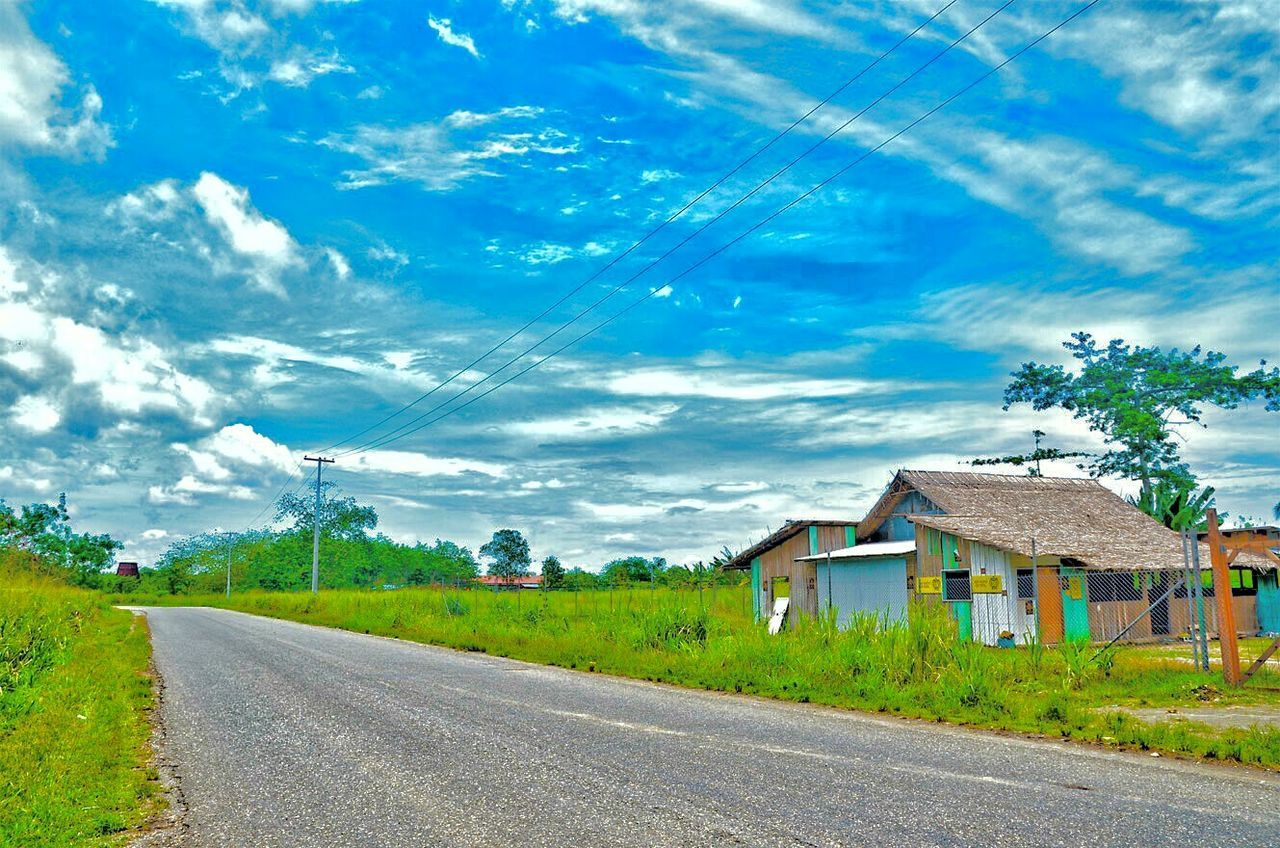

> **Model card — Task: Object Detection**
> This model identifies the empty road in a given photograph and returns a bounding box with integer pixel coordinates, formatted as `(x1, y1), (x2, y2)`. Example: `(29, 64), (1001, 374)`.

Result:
(139, 607), (1278, 847)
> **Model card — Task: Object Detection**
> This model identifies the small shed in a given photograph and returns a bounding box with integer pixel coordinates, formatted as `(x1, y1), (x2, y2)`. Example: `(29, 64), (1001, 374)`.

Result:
(116, 561), (140, 578)
(798, 540), (915, 628)
(723, 520), (858, 624)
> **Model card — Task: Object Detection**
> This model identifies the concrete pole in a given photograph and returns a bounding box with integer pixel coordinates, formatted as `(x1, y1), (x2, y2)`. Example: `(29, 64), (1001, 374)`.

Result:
(304, 455), (334, 594)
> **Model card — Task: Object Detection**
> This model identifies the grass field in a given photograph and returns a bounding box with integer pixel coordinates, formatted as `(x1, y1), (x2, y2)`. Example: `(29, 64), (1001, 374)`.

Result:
(120, 582), (1280, 769)
(1, 556), (159, 847)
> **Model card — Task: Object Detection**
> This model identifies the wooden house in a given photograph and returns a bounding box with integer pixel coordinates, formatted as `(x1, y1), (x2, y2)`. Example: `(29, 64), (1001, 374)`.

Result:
(724, 470), (1276, 645)
(724, 520), (858, 625)
(857, 470), (1275, 645)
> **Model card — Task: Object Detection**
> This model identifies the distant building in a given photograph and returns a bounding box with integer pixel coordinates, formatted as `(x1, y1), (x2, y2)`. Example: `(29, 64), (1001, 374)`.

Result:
(116, 561), (140, 578)
(477, 574), (543, 590)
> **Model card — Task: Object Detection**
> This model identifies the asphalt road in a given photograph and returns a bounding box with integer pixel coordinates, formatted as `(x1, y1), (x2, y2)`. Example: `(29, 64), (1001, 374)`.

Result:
(138, 606), (1279, 848)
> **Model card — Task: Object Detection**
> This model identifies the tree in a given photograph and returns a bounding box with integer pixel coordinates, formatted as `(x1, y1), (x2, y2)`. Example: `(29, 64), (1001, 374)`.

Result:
(600, 555), (667, 585)
(1127, 480), (1219, 532)
(0, 494), (121, 587)
(541, 555), (565, 589)
(480, 529), (531, 579)
(970, 429), (1092, 476)
(275, 481), (378, 540)
(1004, 333), (1280, 507)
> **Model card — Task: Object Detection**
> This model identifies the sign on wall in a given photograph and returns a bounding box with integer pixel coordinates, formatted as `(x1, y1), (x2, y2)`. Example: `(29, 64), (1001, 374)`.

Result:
(918, 576), (942, 595)
(971, 574), (1004, 594)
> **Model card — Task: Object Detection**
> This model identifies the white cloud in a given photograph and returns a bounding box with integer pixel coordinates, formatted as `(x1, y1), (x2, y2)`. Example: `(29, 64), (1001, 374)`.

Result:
(142, 528), (169, 540)
(507, 403), (678, 440)
(0, 1), (111, 157)
(325, 247), (351, 279)
(597, 366), (897, 401)
(345, 449), (507, 478)
(268, 48), (354, 87)
(321, 107), (575, 191)
(0, 247), (220, 426)
(427, 15), (481, 59)
(192, 172), (301, 294)
(12, 395), (61, 433)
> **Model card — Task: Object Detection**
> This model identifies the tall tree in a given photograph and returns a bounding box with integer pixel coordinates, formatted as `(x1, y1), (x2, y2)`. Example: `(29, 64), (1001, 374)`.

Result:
(540, 554), (565, 589)
(1004, 333), (1280, 507)
(275, 481), (378, 540)
(480, 529), (531, 579)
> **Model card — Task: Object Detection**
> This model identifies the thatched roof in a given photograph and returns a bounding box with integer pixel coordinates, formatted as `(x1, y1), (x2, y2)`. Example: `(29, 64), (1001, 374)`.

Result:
(723, 519), (856, 570)
(863, 470), (1272, 572)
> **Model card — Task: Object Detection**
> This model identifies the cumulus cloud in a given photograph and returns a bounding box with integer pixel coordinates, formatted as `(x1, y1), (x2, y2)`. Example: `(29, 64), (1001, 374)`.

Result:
(0, 246), (220, 431)
(0, 1), (111, 157)
(192, 172), (301, 295)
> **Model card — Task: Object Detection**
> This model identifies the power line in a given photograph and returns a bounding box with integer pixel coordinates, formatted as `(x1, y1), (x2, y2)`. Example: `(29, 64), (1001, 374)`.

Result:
(338, 0), (1021, 457)
(337, 0), (1104, 452)
(312, 0), (960, 455)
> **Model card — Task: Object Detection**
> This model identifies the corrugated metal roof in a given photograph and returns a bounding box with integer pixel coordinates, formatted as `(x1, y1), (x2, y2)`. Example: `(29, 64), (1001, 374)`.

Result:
(796, 540), (916, 561)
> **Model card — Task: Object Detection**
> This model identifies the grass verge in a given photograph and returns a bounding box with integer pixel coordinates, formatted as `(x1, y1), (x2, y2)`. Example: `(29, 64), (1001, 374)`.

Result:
(121, 584), (1280, 769)
(2, 558), (158, 847)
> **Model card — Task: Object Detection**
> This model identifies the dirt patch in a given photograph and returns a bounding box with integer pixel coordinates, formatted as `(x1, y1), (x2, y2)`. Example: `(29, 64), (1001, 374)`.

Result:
(127, 633), (190, 846)
(1118, 704), (1280, 731)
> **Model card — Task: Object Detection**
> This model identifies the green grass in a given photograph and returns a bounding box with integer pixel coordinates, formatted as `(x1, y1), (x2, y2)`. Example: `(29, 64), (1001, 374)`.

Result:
(1, 557), (159, 847)
(121, 583), (1280, 769)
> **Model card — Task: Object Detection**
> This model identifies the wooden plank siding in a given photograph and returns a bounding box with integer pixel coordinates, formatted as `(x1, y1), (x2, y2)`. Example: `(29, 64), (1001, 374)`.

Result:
(912, 520), (1265, 643)
(757, 523), (856, 622)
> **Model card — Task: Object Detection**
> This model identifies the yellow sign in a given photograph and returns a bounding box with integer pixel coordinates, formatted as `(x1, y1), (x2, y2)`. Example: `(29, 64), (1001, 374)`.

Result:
(918, 576), (942, 595)
(1064, 576), (1083, 600)
(972, 574), (1004, 594)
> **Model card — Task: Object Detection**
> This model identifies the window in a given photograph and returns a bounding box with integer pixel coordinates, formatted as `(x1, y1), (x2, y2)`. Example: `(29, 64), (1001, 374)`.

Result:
(943, 569), (971, 602)
(1085, 572), (1142, 603)
(1230, 568), (1257, 597)
(1172, 569), (1259, 598)
(1016, 568), (1035, 599)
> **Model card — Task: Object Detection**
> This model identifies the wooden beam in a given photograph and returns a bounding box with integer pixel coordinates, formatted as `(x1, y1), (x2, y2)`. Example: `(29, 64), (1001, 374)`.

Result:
(1241, 637), (1280, 684)
(1206, 509), (1242, 686)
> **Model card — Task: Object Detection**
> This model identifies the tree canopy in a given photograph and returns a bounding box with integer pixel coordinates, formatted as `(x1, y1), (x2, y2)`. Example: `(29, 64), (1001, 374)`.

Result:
(275, 481), (379, 540)
(540, 555), (565, 589)
(480, 529), (531, 578)
(1004, 333), (1280, 503)
(0, 494), (121, 587)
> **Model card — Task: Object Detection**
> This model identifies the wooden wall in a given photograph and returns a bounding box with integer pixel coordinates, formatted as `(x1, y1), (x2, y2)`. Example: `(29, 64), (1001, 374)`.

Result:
(757, 524), (854, 621)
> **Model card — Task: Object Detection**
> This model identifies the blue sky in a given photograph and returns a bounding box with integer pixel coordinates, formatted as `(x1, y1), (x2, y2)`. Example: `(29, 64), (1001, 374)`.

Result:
(1, 0), (1276, 568)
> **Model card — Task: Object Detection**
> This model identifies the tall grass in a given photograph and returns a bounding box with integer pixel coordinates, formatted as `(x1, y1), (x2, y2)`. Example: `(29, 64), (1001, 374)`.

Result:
(129, 583), (1280, 768)
(1, 552), (158, 846)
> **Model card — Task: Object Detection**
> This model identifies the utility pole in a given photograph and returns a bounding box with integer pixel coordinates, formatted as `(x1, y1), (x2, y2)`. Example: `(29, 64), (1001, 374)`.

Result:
(304, 456), (334, 594)
(225, 531), (234, 598)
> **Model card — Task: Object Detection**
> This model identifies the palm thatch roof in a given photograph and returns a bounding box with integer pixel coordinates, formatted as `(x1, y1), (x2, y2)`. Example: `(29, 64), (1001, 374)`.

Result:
(862, 470), (1272, 572)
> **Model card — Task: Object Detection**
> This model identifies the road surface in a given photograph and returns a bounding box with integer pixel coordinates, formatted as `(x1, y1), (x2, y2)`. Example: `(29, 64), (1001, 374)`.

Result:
(139, 607), (1279, 847)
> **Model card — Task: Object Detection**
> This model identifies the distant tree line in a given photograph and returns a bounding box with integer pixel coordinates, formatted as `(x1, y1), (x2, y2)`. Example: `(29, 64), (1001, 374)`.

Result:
(130, 485), (744, 595)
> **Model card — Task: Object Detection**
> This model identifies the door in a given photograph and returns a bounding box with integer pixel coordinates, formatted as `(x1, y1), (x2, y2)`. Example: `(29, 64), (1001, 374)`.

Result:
(1037, 567), (1064, 643)
(1258, 572), (1280, 635)
(1060, 566), (1090, 641)
(1149, 572), (1170, 636)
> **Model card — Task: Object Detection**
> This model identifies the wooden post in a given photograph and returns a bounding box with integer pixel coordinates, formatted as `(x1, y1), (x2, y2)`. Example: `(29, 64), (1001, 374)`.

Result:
(1205, 509), (1241, 685)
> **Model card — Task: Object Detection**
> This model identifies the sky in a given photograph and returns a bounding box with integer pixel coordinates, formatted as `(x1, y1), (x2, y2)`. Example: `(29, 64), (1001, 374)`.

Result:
(0, 0), (1277, 570)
